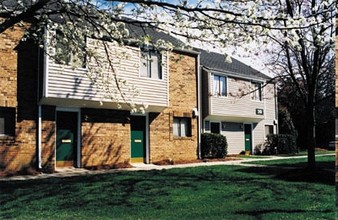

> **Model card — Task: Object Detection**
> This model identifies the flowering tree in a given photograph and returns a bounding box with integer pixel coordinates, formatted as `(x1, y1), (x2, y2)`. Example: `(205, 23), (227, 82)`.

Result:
(0, 0), (335, 167)
(263, 0), (335, 169)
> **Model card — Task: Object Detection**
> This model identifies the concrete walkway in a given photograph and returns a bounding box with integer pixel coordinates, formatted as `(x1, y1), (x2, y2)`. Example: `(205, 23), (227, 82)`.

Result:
(0, 153), (334, 182)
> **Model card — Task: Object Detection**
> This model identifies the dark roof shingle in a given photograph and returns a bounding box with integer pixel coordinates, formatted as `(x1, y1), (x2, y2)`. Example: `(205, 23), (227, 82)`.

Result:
(198, 49), (270, 80)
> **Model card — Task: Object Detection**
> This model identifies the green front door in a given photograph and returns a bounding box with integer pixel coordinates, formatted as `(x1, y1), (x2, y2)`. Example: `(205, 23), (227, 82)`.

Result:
(130, 116), (146, 163)
(244, 124), (252, 153)
(56, 112), (78, 167)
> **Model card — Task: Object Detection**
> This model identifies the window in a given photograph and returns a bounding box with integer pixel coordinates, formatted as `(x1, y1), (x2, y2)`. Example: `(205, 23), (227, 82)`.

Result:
(140, 48), (162, 79)
(204, 120), (210, 131)
(210, 122), (220, 134)
(251, 82), (262, 101)
(265, 125), (274, 137)
(0, 107), (15, 136)
(213, 74), (227, 96)
(55, 30), (86, 67)
(173, 117), (191, 137)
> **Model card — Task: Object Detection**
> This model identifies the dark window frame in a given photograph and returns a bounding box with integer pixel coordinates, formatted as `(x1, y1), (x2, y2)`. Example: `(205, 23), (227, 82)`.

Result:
(0, 107), (15, 136)
(173, 117), (192, 137)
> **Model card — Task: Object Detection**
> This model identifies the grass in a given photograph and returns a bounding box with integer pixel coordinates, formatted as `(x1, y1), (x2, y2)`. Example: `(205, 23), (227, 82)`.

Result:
(243, 155), (335, 170)
(237, 149), (334, 159)
(0, 165), (335, 220)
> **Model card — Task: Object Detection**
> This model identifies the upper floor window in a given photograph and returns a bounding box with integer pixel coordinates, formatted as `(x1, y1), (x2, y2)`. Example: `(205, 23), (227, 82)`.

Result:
(251, 82), (262, 101)
(213, 74), (227, 96)
(173, 117), (191, 137)
(140, 48), (162, 79)
(0, 107), (15, 136)
(55, 30), (86, 68)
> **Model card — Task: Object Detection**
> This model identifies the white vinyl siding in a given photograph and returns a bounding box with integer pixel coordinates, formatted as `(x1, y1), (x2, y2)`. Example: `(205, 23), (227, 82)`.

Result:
(204, 71), (278, 154)
(264, 83), (277, 121)
(210, 77), (264, 120)
(45, 38), (168, 108)
(253, 122), (265, 148)
(221, 129), (244, 154)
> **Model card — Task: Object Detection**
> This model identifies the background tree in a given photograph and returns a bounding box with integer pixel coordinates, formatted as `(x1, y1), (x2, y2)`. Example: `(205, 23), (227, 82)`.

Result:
(265, 0), (335, 168)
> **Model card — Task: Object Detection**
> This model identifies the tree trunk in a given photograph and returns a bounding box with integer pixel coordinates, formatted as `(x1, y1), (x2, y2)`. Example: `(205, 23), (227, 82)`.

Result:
(306, 104), (316, 169)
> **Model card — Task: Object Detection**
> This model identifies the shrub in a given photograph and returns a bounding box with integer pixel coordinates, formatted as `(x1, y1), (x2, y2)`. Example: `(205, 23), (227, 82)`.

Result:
(201, 133), (227, 158)
(263, 134), (298, 155)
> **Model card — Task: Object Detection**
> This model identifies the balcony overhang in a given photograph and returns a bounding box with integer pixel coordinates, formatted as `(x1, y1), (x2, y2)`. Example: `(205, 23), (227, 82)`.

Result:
(204, 114), (264, 123)
(39, 97), (167, 112)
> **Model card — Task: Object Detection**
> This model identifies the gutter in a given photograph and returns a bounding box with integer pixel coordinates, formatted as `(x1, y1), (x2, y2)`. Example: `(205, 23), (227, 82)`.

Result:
(173, 47), (200, 56)
(37, 105), (42, 169)
(274, 83), (279, 134)
(37, 46), (42, 169)
(202, 66), (269, 83)
(197, 53), (202, 159)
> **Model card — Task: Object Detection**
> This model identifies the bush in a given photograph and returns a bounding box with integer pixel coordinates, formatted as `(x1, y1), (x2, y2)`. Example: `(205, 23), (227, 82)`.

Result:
(263, 134), (298, 155)
(201, 133), (227, 158)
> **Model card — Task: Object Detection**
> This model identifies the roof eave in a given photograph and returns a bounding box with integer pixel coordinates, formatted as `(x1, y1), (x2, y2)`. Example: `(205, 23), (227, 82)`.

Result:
(201, 66), (271, 82)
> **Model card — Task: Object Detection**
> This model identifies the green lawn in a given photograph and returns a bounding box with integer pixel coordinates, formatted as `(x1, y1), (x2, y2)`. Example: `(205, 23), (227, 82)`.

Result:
(243, 155), (335, 169)
(237, 150), (334, 160)
(0, 165), (335, 220)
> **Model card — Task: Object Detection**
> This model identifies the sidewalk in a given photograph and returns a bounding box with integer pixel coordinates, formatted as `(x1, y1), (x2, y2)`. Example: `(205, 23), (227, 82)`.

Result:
(0, 153), (334, 182)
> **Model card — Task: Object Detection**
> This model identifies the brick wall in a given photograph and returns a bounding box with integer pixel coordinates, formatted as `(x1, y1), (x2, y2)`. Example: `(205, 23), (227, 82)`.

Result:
(41, 106), (56, 172)
(0, 24), (39, 175)
(81, 108), (131, 167)
(150, 51), (198, 163)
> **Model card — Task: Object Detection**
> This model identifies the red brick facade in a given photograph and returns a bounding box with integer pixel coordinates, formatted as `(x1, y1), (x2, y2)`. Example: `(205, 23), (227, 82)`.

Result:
(0, 25), (200, 175)
(150, 52), (198, 163)
(81, 109), (131, 168)
(0, 24), (39, 175)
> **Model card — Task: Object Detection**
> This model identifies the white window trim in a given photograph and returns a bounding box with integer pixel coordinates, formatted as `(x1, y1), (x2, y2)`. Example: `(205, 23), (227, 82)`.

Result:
(212, 74), (228, 97)
(139, 48), (163, 81)
(250, 81), (263, 102)
(173, 117), (191, 137)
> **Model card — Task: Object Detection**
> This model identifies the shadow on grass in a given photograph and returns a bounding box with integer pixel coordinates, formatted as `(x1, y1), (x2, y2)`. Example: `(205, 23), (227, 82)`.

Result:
(245, 160), (334, 170)
(235, 208), (333, 218)
(0, 165), (335, 219)
(236, 166), (335, 186)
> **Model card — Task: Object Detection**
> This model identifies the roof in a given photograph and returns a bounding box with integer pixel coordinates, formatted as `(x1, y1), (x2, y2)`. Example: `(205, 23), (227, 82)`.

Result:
(126, 23), (270, 80)
(126, 22), (184, 47)
(2, 1), (269, 80)
(198, 49), (271, 80)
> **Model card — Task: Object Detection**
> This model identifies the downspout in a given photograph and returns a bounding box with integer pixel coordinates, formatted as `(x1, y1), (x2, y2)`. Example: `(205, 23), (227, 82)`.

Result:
(38, 105), (42, 169)
(37, 46), (42, 169)
(197, 53), (202, 159)
(37, 27), (49, 170)
(274, 83), (278, 134)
